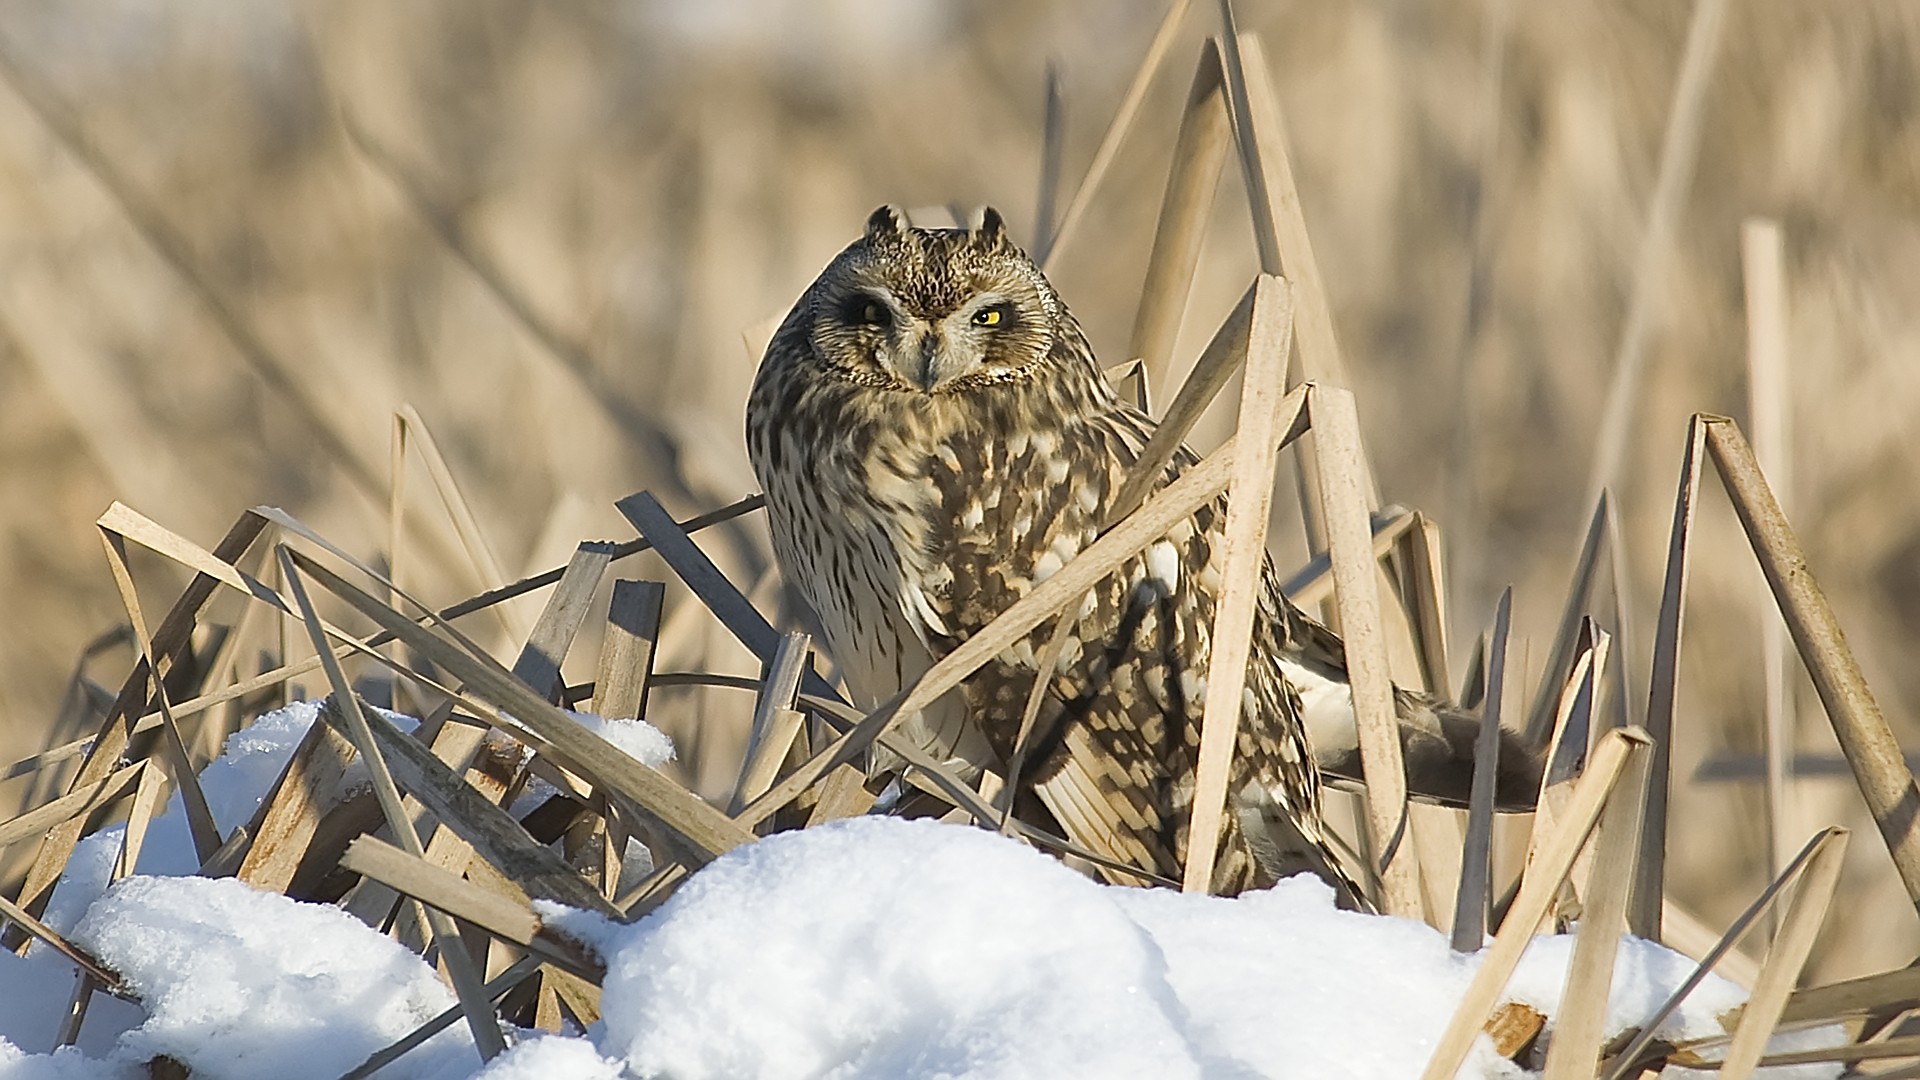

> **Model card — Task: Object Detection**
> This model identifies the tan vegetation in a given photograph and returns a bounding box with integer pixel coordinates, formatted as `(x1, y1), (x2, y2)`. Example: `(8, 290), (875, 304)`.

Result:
(0, 1), (1916, 1068)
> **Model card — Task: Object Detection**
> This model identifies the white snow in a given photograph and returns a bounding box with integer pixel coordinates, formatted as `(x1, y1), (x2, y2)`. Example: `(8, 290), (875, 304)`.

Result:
(565, 710), (676, 769)
(0, 701), (1844, 1080)
(510, 711), (674, 895)
(121, 698), (421, 879)
(68, 875), (476, 1080)
(468, 1036), (625, 1079)
(576, 818), (1207, 1080)
(550, 817), (1839, 1080)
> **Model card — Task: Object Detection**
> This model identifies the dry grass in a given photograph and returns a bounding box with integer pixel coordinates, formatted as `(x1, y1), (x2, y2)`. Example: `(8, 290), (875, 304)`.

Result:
(0, 0), (1917, 1072)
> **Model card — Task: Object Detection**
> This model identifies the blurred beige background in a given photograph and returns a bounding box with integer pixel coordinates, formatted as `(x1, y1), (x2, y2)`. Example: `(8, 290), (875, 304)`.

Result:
(0, 0), (1915, 979)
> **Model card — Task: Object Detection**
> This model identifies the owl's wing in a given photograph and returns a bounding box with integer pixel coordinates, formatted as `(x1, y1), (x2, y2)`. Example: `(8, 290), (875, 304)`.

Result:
(1033, 724), (1167, 878)
(1275, 588), (1547, 811)
(1034, 718), (1272, 895)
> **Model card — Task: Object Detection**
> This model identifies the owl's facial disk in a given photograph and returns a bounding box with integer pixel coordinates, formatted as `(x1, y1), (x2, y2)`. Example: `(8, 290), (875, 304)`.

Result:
(806, 206), (1056, 394)
(817, 285), (1046, 394)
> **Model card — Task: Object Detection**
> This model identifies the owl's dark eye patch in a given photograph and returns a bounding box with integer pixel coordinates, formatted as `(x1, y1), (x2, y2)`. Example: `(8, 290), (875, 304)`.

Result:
(842, 294), (892, 328)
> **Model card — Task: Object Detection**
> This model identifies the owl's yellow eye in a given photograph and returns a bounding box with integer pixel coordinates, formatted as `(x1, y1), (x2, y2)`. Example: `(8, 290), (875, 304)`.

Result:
(973, 306), (1005, 327)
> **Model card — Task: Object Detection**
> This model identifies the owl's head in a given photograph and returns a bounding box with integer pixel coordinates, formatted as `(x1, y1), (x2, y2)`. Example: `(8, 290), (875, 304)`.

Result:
(803, 206), (1066, 394)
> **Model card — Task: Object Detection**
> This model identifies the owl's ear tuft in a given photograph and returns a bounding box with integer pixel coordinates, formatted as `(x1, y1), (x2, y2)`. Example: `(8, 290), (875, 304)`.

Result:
(973, 206), (1008, 248)
(865, 205), (907, 241)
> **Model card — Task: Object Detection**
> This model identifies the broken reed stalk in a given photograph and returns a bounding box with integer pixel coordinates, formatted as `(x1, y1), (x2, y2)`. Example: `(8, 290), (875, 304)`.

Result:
(617, 493), (839, 706)
(1624, 412), (1920, 920)
(282, 547), (756, 864)
(1601, 495), (1638, 733)
(1701, 416), (1920, 911)
(1226, 32), (1352, 393)
(648, 671), (1174, 886)
(1104, 359), (1153, 414)
(1221, 23), (1375, 561)
(1715, 827), (1850, 1080)
(389, 412), (408, 650)
(555, 510), (1134, 881)
(1399, 518), (1464, 929)
(735, 705), (805, 816)
(1528, 623), (1609, 915)
(0, 763), (144, 852)
(1041, 0), (1194, 272)
(1183, 279), (1296, 894)
(1312, 384), (1420, 916)
(276, 546), (506, 1060)
(1540, 738), (1650, 1079)
(1277, 507), (1415, 607)
(393, 406), (529, 644)
(729, 632), (811, 815)
(1601, 828), (1841, 1080)
(8, 511), (267, 942)
(586, 580), (664, 893)
(115, 762), (167, 879)
(594, 580), (666, 722)
(617, 490), (885, 825)
(1128, 36), (1231, 392)
(1750, 966), (1920, 1031)
(0, 886), (129, 996)
(236, 717), (358, 892)
(1113, 283), (1256, 517)
(1525, 492), (1615, 744)
(1395, 513), (1452, 698)
(46, 495), (756, 752)
(325, 702), (619, 918)
(1420, 727), (1652, 1080)
(339, 836), (604, 982)
(321, 529), (612, 929)
(508, 542), (617, 701)
(1631, 415), (1708, 939)
(1450, 586), (1511, 952)
(338, 957), (544, 1080)
(96, 530), (224, 865)
(1728, 1038), (1920, 1072)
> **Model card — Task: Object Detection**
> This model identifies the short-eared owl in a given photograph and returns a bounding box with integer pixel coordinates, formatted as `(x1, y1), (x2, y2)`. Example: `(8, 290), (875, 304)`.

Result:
(746, 206), (1513, 898)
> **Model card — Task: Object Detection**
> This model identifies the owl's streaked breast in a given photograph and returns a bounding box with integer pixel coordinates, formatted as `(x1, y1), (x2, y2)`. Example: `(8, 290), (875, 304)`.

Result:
(747, 354), (996, 773)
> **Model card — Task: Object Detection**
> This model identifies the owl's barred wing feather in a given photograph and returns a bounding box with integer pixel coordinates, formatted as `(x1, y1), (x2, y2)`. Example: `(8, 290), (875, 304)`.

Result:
(908, 393), (1364, 898)
(1038, 726), (1169, 878)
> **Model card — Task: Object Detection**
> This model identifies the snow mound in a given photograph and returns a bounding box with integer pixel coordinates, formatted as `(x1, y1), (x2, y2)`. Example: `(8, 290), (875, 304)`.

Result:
(68, 875), (475, 1080)
(0, 1039), (133, 1080)
(579, 816), (1204, 1079)
(470, 1036), (623, 1079)
(546, 816), (1837, 1080)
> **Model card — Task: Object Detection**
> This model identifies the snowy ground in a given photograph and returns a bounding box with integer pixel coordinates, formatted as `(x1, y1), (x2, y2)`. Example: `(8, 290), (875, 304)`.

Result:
(0, 701), (1841, 1079)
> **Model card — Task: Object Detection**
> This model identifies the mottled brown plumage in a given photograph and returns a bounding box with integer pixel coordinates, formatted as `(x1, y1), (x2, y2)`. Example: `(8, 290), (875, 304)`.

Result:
(746, 206), (1363, 897)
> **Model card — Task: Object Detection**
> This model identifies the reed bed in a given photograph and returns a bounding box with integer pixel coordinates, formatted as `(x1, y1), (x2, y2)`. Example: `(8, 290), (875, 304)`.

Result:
(0, 0), (1916, 1075)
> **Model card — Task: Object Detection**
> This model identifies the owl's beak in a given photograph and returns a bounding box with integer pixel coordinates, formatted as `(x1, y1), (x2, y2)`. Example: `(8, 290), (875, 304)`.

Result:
(915, 332), (944, 392)
(895, 328), (944, 393)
